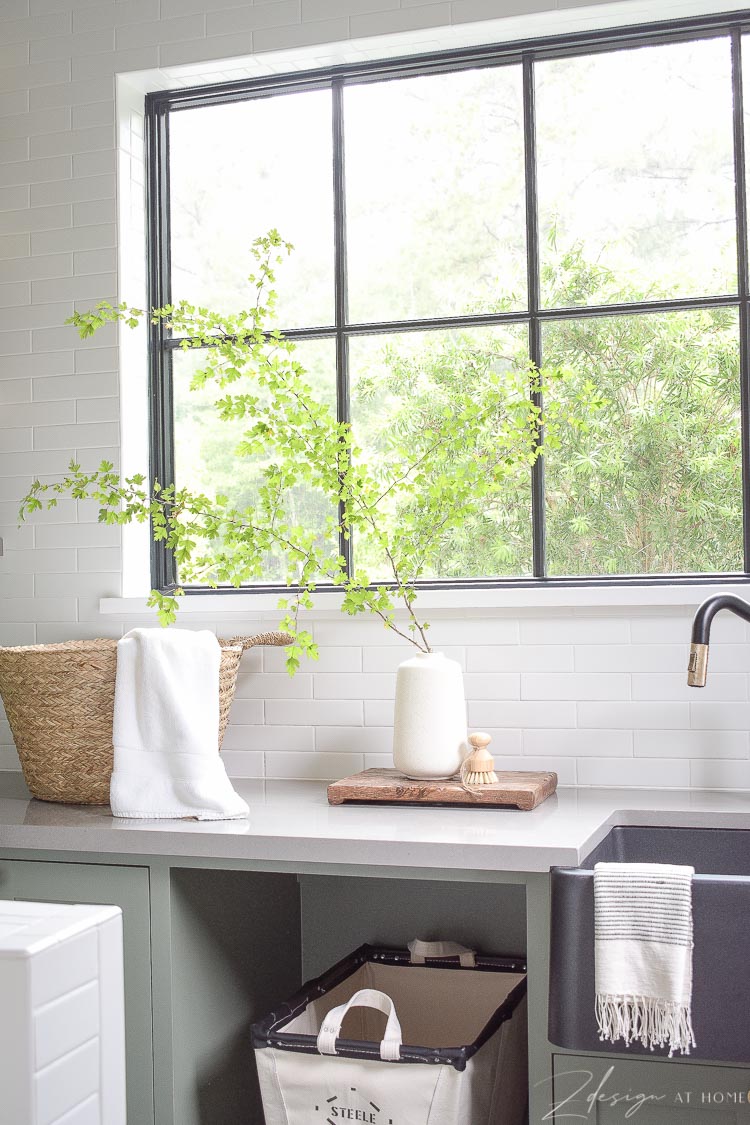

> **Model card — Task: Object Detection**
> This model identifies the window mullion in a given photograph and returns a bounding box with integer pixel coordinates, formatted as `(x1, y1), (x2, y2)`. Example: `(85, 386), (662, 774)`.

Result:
(731, 30), (750, 573)
(332, 78), (353, 579)
(523, 53), (546, 578)
(146, 96), (178, 591)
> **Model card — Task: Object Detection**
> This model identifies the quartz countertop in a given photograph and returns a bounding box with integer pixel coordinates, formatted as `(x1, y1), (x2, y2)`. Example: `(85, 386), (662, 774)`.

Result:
(1, 774), (750, 873)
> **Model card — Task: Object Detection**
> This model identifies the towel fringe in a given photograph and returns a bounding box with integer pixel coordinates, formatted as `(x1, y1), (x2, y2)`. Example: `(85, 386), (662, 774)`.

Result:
(596, 994), (695, 1058)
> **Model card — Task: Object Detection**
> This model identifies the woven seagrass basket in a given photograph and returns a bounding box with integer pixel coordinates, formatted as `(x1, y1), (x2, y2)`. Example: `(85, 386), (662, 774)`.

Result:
(0, 632), (292, 805)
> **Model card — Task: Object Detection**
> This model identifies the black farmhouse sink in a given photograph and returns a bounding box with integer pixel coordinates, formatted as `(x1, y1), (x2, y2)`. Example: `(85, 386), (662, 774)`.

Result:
(549, 825), (750, 1063)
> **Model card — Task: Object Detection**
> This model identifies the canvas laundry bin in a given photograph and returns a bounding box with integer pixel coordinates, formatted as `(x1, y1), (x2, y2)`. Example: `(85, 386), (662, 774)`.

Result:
(252, 940), (528, 1125)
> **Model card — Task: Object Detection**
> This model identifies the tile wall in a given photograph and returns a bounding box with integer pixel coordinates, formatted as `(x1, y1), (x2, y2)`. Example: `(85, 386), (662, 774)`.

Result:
(2, 0), (749, 788)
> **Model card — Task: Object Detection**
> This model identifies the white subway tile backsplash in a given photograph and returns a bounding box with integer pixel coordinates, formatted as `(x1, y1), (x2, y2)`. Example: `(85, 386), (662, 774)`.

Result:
(578, 701), (690, 730)
(2, 547), (77, 574)
(0, 205), (71, 239)
(31, 221), (115, 255)
(0, 61), (72, 96)
(0, 232), (30, 259)
(30, 175), (115, 209)
(72, 197), (116, 226)
(34, 522), (119, 548)
(2, 429), (33, 454)
(0, 184), (30, 212)
(0, 399), (74, 428)
(577, 757), (690, 788)
(521, 672), (629, 701)
(265, 699), (363, 726)
(265, 751), (364, 780)
(0, 378), (31, 404)
(34, 571), (120, 597)
(428, 619), (519, 646)
(523, 728), (633, 757)
(496, 755), (577, 785)
(632, 672), (747, 702)
(630, 613), (748, 644)
(0, 44), (31, 72)
(315, 726), (392, 754)
(364, 753), (393, 769)
(0, 156), (70, 189)
(30, 124), (112, 158)
(313, 673), (394, 699)
(467, 644), (573, 672)
(207, 2), (299, 37)
(0, 0), (749, 792)
(463, 672), (520, 699)
(30, 78), (115, 112)
(362, 645), (464, 673)
(32, 420), (118, 449)
(35, 373), (116, 402)
(266, 645), (361, 674)
(470, 700), (576, 728)
(575, 644), (686, 674)
(521, 616), (630, 645)
(0, 138), (29, 164)
(690, 702), (750, 731)
(477, 728), (523, 755)
(635, 730), (749, 759)
(75, 547), (120, 572)
(253, 17), (351, 53)
(217, 750), (263, 778)
(364, 699), (394, 726)
(237, 673), (313, 700)
(0, 300), (71, 333)
(2, 11), (71, 45)
(118, 13), (205, 49)
(0, 596), (76, 622)
(690, 759), (750, 789)
(302, 0), (396, 19)
(30, 29), (114, 64)
(350, 5), (451, 37)
(225, 726), (314, 752)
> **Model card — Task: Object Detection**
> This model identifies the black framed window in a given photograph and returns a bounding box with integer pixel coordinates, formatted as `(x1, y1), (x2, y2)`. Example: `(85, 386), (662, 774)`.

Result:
(145, 11), (750, 593)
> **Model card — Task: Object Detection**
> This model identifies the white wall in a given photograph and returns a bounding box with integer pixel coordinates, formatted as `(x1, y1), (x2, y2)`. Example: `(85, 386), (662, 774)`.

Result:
(2, 0), (750, 790)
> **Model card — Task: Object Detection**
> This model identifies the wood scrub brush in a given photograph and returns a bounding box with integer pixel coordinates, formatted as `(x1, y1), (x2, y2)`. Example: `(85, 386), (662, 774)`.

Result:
(460, 731), (498, 792)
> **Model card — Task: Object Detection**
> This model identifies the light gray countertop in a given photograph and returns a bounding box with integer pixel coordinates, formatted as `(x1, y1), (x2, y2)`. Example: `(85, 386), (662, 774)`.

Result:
(1, 774), (750, 872)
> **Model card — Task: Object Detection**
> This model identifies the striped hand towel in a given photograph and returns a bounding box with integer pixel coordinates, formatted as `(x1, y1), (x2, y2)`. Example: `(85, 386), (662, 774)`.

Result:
(594, 861), (695, 1056)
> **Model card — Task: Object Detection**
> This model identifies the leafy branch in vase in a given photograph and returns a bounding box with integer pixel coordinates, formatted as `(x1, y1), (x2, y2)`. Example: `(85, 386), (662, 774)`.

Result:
(20, 231), (597, 673)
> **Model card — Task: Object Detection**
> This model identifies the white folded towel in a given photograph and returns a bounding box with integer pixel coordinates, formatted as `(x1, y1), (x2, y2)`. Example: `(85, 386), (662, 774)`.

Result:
(110, 628), (249, 821)
(594, 861), (695, 1057)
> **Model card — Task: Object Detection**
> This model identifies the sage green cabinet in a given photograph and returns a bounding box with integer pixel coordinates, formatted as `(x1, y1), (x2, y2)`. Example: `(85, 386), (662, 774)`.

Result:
(552, 1054), (750, 1124)
(0, 858), (154, 1125)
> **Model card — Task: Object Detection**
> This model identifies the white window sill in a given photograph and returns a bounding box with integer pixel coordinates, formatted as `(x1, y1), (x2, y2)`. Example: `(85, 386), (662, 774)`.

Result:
(100, 581), (750, 618)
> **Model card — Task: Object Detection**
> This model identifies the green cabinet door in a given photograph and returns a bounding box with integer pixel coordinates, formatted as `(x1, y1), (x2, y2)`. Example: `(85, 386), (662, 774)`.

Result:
(0, 858), (154, 1125)
(552, 1054), (750, 1124)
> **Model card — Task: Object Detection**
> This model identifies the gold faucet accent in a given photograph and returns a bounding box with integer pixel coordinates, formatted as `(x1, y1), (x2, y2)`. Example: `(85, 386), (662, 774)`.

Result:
(687, 643), (708, 688)
(688, 595), (750, 687)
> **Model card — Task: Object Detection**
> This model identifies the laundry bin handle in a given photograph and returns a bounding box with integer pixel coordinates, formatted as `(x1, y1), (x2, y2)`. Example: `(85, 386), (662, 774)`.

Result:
(317, 988), (402, 1061)
(408, 939), (476, 967)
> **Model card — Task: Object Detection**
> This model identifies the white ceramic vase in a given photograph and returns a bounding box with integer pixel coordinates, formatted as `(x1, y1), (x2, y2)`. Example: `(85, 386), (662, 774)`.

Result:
(392, 651), (468, 780)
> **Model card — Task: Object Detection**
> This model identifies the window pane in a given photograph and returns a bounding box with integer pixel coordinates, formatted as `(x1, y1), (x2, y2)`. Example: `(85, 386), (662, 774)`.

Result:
(169, 90), (334, 329)
(173, 339), (337, 585)
(349, 325), (533, 580)
(536, 38), (736, 307)
(543, 308), (742, 575)
(345, 65), (527, 323)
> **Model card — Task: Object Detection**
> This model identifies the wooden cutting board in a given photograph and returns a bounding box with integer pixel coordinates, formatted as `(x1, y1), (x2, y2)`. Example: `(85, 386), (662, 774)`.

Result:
(327, 768), (557, 811)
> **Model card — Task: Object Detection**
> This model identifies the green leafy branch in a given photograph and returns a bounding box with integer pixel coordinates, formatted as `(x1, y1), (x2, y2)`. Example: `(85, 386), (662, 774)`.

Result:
(21, 230), (595, 673)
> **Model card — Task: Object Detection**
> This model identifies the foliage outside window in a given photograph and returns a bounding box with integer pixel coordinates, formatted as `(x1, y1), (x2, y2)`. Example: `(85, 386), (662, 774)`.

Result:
(152, 20), (750, 590)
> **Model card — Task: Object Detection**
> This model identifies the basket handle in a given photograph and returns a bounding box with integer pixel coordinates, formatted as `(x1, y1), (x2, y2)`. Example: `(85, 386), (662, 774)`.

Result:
(408, 939), (476, 967)
(224, 631), (295, 651)
(317, 988), (402, 1062)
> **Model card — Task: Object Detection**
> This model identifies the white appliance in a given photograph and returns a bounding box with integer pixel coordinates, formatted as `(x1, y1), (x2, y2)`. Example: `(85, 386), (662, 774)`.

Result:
(0, 899), (126, 1125)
